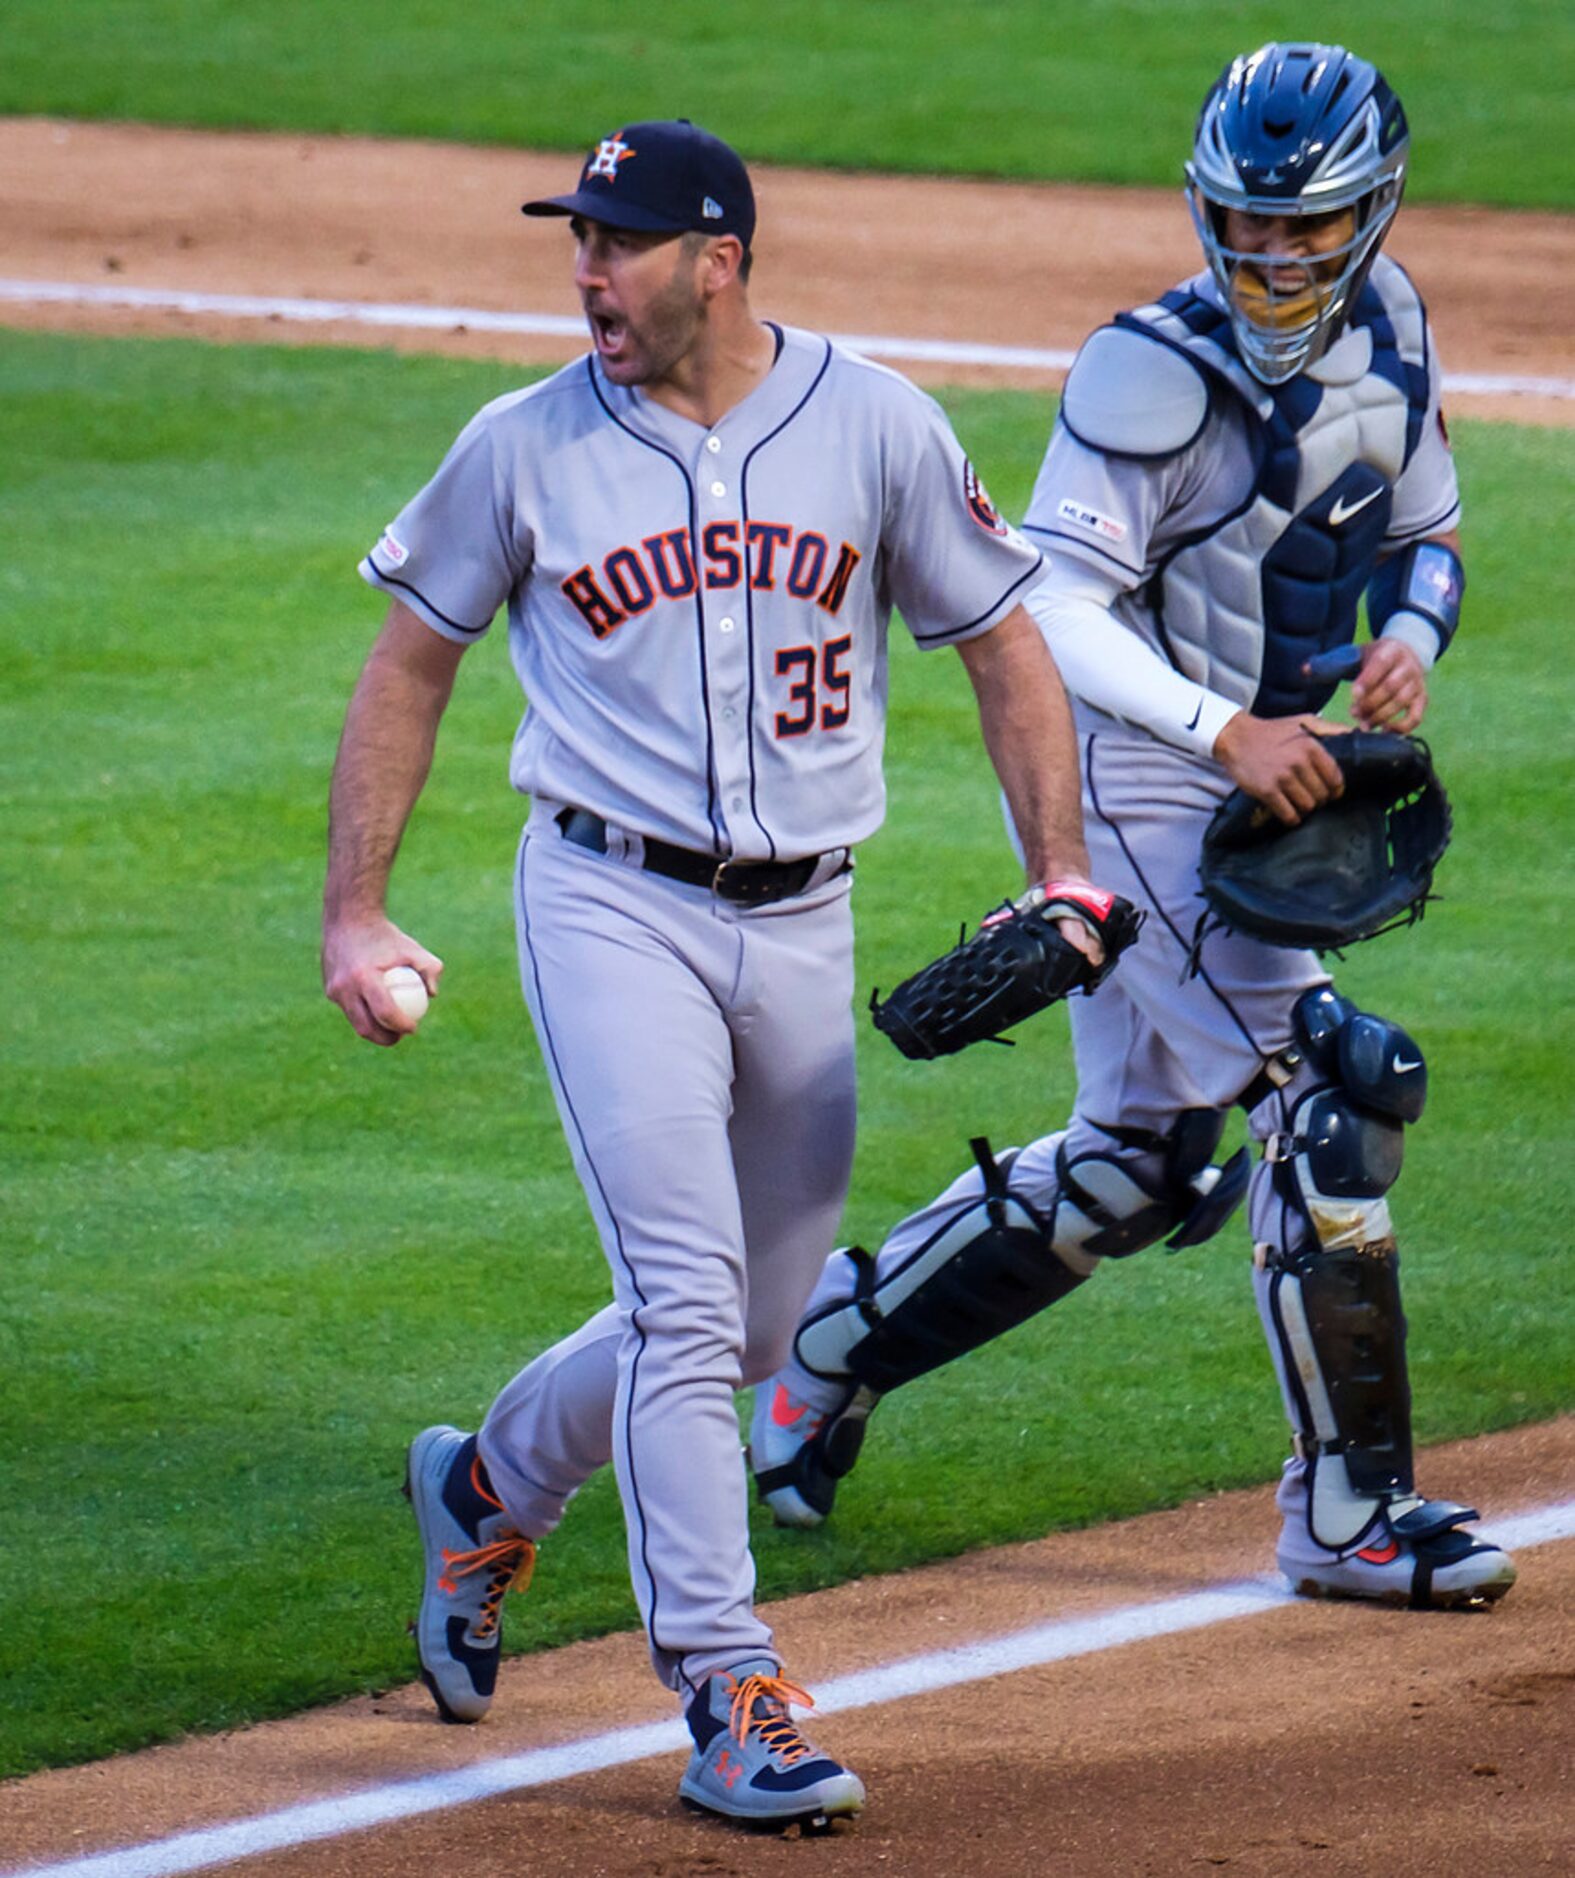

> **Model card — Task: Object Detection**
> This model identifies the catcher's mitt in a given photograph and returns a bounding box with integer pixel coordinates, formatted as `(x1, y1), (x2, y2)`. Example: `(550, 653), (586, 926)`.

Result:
(870, 881), (1144, 1060)
(1198, 729), (1451, 951)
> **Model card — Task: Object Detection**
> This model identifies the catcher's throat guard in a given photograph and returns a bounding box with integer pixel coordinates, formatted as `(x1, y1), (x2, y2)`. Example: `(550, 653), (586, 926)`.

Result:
(1198, 730), (1449, 952)
(870, 882), (1144, 1059)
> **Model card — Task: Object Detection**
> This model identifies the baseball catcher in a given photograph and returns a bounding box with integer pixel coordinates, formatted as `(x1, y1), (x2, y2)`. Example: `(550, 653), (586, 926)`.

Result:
(749, 42), (1515, 1615)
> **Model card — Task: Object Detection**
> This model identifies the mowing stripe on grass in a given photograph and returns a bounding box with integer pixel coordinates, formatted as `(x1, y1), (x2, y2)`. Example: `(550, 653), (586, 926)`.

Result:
(3, 280), (1572, 400)
(9, 1498), (1572, 1878)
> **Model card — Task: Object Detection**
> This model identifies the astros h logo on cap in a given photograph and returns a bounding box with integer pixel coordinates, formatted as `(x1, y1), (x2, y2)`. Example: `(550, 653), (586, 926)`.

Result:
(523, 119), (756, 250)
(586, 133), (637, 181)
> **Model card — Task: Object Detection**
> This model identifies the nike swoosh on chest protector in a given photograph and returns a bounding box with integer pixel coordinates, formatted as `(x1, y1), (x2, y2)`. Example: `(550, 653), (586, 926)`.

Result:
(1329, 485), (1385, 527)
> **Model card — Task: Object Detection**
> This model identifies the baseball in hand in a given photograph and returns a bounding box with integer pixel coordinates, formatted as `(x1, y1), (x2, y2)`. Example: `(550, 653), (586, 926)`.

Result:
(383, 965), (430, 1025)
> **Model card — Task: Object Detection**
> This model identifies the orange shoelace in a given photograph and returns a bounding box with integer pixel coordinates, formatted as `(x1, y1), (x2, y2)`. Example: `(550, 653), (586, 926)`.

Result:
(726, 1672), (816, 1766)
(437, 1531), (536, 1640)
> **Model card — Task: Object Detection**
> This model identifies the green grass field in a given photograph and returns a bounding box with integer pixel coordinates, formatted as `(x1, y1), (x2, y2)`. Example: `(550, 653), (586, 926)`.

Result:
(3, 0), (1572, 206)
(2, 328), (1570, 1779)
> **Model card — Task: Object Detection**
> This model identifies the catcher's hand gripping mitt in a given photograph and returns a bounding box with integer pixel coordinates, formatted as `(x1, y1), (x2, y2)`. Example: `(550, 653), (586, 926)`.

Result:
(870, 881), (1144, 1060)
(1198, 730), (1451, 951)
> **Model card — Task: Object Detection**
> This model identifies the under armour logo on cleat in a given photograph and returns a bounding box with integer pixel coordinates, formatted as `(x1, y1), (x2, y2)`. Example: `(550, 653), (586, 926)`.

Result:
(717, 1750), (743, 1788)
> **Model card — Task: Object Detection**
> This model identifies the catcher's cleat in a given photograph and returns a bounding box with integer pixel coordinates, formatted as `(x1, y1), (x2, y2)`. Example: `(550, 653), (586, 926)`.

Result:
(748, 1382), (874, 1530)
(1276, 1468), (1515, 1610)
(404, 1424), (535, 1722)
(678, 1658), (865, 1831)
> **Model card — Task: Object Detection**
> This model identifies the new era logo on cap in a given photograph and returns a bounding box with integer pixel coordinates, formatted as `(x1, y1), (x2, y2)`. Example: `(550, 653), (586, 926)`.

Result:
(522, 119), (756, 248)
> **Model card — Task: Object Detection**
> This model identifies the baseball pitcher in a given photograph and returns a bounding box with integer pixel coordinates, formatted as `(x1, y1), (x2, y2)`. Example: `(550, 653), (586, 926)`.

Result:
(323, 119), (1123, 1830)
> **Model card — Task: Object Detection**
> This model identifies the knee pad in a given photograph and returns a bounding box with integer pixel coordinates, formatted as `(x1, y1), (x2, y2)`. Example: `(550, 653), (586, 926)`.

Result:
(1258, 987), (1427, 1543)
(1057, 1107), (1252, 1260)
(1293, 984), (1427, 1123)
(1267, 986), (1427, 1254)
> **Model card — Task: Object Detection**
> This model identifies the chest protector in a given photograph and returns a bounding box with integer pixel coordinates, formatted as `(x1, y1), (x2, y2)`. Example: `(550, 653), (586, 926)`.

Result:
(1118, 259), (1431, 717)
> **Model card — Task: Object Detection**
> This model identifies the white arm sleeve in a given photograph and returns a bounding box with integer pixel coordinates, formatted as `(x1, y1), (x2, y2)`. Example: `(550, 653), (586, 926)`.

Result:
(1375, 607), (1442, 670)
(1026, 562), (1241, 757)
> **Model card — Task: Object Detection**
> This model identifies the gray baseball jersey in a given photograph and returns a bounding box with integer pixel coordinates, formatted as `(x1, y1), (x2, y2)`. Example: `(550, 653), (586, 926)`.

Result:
(362, 324), (1042, 859)
(364, 324), (1041, 1694)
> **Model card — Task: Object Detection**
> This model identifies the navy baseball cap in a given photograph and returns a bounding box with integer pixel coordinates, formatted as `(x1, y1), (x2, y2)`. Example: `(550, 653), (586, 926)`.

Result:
(522, 119), (755, 248)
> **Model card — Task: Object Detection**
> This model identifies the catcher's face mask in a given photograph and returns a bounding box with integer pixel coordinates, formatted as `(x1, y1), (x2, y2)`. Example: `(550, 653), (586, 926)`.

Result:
(1185, 40), (1409, 384)
(1219, 205), (1356, 335)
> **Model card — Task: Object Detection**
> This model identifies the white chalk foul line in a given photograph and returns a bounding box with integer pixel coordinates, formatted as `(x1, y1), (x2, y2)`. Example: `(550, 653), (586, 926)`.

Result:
(8, 1498), (1573, 1878)
(3, 279), (1573, 399)
(0, 278), (589, 339)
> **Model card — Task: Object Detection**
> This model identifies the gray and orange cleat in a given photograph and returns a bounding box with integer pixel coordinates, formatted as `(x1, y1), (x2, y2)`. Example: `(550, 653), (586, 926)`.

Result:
(404, 1424), (535, 1721)
(678, 1659), (865, 1831)
(1275, 1462), (1516, 1610)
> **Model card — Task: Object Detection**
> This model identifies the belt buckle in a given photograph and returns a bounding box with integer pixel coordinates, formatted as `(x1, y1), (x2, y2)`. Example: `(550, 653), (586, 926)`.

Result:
(712, 858), (775, 905)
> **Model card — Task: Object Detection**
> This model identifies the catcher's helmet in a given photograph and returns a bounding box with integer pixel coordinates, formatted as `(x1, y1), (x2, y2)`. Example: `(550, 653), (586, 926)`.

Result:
(1186, 43), (1409, 384)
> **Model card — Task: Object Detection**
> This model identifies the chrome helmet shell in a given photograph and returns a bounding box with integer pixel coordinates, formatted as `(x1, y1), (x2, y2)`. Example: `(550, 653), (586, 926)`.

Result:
(1185, 43), (1410, 384)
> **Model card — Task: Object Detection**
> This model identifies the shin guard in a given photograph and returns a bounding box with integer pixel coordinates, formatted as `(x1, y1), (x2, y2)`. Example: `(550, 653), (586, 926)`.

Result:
(795, 1140), (1092, 1396)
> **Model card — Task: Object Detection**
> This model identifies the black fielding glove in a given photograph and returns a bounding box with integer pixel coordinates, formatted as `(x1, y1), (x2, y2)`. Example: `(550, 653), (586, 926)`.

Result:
(870, 881), (1145, 1060)
(1199, 731), (1451, 951)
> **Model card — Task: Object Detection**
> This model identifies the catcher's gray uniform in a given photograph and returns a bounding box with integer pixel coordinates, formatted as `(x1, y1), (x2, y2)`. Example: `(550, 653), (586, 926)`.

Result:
(362, 325), (1045, 1690)
(761, 252), (1511, 1606)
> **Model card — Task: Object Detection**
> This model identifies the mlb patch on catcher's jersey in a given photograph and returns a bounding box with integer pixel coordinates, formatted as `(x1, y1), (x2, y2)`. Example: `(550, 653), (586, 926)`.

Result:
(377, 530), (410, 567)
(1056, 498), (1127, 544)
(964, 460), (1008, 536)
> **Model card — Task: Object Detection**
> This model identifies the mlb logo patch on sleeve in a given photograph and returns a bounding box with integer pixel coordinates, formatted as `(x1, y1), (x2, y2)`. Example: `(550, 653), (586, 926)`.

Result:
(378, 530), (410, 567)
(1056, 498), (1127, 543)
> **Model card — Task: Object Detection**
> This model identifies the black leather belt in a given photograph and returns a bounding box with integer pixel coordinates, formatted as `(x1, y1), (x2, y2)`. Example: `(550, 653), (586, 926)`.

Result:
(554, 807), (848, 907)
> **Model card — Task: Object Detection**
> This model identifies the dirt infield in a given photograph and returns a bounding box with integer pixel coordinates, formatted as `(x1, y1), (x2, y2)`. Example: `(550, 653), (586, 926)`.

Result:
(1, 1423), (1571, 1876)
(2, 117), (1572, 1876)
(1, 118), (1571, 424)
